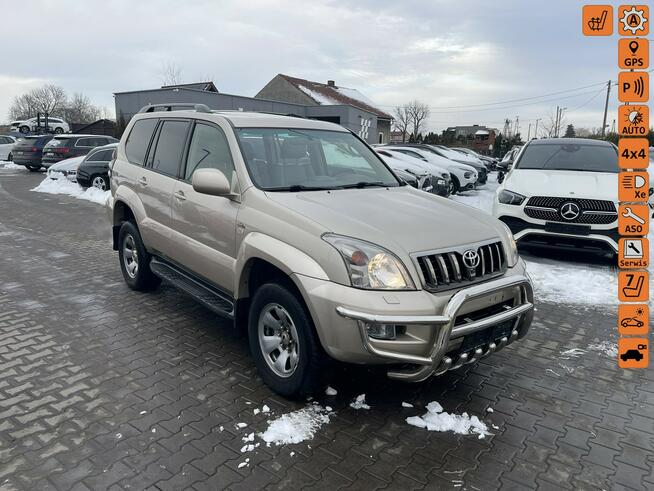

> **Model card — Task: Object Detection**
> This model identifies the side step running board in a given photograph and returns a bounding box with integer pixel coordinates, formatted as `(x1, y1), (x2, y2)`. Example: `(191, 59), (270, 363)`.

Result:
(150, 258), (235, 319)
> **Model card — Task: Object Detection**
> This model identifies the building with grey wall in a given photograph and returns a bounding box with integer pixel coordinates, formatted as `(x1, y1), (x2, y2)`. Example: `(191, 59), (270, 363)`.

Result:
(255, 74), (392, 144)
(114, 82), (382, 143)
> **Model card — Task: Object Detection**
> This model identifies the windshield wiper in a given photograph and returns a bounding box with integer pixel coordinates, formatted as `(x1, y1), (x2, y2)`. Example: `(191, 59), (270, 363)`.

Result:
(338, 181), (388, 189)
(268, 185), (339, 192)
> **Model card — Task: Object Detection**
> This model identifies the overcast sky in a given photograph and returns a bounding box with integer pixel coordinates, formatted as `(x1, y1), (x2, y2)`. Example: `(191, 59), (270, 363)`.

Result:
(2, 0), (632, 134)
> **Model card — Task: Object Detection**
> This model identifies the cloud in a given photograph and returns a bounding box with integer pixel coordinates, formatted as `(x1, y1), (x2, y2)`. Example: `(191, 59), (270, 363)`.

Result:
(1, 0), (618, 132)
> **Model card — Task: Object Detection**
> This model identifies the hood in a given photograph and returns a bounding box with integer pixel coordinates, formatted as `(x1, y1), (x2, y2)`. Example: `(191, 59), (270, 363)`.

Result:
(48, 156), (85, 172)
(504, 169), (617, 201)
(265, 186), (504, 255)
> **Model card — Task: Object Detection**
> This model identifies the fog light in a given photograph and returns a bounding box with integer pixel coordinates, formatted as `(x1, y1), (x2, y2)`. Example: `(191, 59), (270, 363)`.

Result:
(364, 322), (397, 340)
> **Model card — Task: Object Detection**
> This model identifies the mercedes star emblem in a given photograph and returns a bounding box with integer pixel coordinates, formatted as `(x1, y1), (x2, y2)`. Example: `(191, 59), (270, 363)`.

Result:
(559, 202), (581, 221)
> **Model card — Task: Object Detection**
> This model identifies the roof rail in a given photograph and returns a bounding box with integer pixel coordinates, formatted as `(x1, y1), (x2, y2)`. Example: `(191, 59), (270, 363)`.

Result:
(137, 103), (212, 114)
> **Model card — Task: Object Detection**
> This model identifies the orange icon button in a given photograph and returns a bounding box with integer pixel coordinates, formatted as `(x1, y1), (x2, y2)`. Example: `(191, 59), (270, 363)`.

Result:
(619, 171), (649, 201)
(618, 304), (649, 335)
(618, 71), (649, 103)
(618, 138), (650, 169)
(618, 204), (649, 235)
(618, 271), (649, 302)
(618, 105), (649, 136)
(618, 337), (649, 369)
(583, 5), (614, 36)
(618, 38), (649, 69)
(618, 4), (649, 36)
(618, 237), (649, 269)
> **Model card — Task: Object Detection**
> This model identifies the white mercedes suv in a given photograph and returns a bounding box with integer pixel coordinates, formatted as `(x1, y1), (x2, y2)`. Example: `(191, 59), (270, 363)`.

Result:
(492, 138), (620, 255)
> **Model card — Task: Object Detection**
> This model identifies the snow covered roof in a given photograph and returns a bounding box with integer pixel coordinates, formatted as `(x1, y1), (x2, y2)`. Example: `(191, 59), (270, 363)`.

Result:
(160, 81), (218, 92)
(475, 130), (490, 135)
(279, 74), (392, 120)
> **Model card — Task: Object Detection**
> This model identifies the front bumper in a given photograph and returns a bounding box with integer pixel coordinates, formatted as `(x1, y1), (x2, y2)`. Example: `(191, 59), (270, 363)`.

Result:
(293, 266), (533, 382)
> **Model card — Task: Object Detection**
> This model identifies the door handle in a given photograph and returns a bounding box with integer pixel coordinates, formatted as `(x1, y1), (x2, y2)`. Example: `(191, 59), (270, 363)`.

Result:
(138, 176), (147, 186)
(174, 191), (186, 201)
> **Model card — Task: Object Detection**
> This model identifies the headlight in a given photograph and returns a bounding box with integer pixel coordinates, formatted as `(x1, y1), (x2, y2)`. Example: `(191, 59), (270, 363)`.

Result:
(464, 172), (472, 179)
(498, 189), (526, 205)
(323, 234), (415, 290)
(499, 222), (519, 267)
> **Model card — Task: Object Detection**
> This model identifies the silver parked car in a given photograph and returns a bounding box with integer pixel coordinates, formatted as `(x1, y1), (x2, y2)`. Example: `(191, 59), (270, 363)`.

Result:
(107, 104), (534, 397)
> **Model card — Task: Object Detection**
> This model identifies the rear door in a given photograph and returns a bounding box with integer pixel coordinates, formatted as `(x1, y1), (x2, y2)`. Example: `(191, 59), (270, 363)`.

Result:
(138, 118), (191, 258)
(169, 120), (240, 292)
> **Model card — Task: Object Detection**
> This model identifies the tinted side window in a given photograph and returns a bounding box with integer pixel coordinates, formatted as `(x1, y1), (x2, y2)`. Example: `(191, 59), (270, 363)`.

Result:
(76, 138), (93, 147)
(184, 123), (235, 181)
(125, 119), (158, 166)
(151, 120), (189, 177)
(87, 149), (112, 162)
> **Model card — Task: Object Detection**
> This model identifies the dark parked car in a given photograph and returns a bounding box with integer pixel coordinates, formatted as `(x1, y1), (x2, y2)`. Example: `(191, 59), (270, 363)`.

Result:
(11, 135), (55, 171)
(76, 143), (118, 191)
(41, 134), (118, 168)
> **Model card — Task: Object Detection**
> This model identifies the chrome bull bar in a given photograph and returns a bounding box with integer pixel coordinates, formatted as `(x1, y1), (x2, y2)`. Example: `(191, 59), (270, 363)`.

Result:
(336, 275), (534, 382)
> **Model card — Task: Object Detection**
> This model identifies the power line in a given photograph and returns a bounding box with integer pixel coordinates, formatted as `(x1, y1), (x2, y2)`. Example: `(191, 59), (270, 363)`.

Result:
(381, 69), (653, 112)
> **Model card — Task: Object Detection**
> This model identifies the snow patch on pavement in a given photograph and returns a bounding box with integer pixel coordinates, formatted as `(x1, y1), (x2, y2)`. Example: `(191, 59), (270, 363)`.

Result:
(259, 403), (332, 446)
(325, 386), (337, 396)
(406, 402), (490, 439)
(526, 260), (616, 306)
(0, 161), (23, 170)
(31, 175), (109, 205)
(349, 394), (370, 410)
(588, 341), (618, 358)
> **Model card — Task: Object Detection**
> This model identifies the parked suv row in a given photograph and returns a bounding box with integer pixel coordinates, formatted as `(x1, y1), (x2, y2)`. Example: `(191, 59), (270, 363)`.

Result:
(107, 104), (534, 397)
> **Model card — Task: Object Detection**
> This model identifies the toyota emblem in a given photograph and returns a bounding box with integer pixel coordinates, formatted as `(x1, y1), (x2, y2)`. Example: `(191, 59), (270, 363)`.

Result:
(559, 202), (581, 221)
(462, 249), (480, 269)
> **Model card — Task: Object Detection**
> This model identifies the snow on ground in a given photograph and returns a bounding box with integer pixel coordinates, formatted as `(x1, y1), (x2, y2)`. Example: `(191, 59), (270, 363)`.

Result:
(349, 394), (370, 410)
(0, 161), (24, 170)
(406, 401), (490, 439)
(31, 174), (109, 205)
(452, 174), (635, 308)
(259, 403), (332, 446)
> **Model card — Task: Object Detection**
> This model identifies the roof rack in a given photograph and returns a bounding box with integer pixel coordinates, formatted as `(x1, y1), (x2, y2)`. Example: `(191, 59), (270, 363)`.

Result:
(137, 103), (212, 114)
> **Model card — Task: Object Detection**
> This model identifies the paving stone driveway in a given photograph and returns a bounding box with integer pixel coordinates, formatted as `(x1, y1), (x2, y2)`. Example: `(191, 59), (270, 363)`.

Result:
(0, 168), (652, 490)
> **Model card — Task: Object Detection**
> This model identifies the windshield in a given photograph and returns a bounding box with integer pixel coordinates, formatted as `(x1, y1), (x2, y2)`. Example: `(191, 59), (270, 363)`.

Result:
(235, 128), (400, 191)
(515, 143), (618, 173)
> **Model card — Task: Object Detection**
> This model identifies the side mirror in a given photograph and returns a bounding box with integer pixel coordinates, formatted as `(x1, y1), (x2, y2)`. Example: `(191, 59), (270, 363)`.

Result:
(192, 168), (231, 197)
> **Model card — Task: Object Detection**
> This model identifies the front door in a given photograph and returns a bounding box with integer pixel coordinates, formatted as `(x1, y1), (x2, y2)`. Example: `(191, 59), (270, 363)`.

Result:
(170, 121), (240, 294)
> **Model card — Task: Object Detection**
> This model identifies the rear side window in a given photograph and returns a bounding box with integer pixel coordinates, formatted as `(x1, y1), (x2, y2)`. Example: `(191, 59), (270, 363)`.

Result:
(125, 118), (158, 166)
(150, 120), (189, 177)
(87, 149), (113, 162)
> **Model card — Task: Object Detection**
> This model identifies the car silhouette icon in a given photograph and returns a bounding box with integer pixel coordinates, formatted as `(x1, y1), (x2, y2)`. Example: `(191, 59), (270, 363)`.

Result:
(620, 349), (644, 362)
(621, 317), (644, 328)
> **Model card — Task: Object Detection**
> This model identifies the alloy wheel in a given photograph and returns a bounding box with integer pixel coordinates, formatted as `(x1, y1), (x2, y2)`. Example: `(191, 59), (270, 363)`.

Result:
(92, 176), (107, 191)
(258, 303), (300, 378)
(122, 234), (139, 279)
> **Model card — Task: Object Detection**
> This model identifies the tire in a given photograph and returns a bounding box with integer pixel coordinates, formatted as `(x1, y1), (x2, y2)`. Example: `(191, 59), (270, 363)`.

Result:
(19, 125), (30, 134)
(117, 221), (161, 291)
(54, 127), (64, 134)
(26, 165), (41, 172)
(451, 176), (461, 194)
(91, 174), (109, 191)
(248, 282), (325, 398)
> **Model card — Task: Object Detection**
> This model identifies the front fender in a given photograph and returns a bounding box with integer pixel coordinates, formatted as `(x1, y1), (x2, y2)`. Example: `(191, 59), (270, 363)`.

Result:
(234, 232), (329, 298)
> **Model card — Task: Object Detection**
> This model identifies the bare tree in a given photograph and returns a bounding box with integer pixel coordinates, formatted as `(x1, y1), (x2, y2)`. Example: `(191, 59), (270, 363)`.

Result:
(64, 92), (102, 124)
(8, 84), (67, 120)
(407, 100), (431, 138)
(392, 105), (411, 142)
(539, 110), (567, 138)
(161, 61), (183, 86)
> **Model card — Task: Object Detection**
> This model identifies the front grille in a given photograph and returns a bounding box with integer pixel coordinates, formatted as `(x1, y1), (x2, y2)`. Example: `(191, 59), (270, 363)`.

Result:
(415, 241), (506, 291)
(524, 196), (617, 224)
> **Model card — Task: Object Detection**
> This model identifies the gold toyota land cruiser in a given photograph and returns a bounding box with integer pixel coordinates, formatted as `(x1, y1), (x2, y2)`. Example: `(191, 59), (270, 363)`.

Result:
(107, 103), (534, 397)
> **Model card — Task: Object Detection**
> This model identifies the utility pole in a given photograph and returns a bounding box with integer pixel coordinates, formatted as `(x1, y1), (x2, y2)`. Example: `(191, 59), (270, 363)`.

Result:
(555, 106), (560, 137)
(601, 80), (611, 137)
(514, 116), (520, 138)
(527, 122), (532, 141)
(534, 118), (541, 139)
